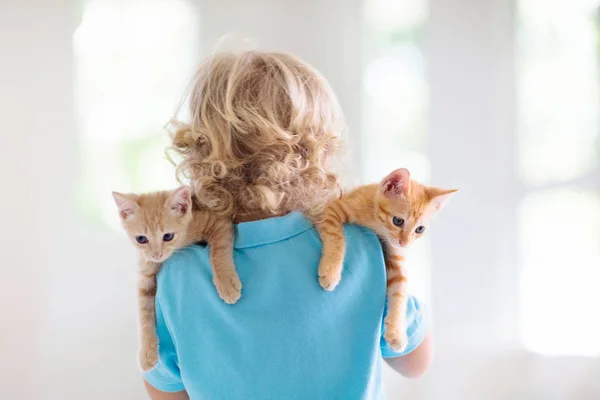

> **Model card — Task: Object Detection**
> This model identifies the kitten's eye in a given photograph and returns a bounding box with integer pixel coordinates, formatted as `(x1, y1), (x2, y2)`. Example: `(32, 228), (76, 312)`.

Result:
(392, 217), (404, 227)
(136, 236), (148, 244)
(415, 226), (426, 234)
(163, 233), (175, 242)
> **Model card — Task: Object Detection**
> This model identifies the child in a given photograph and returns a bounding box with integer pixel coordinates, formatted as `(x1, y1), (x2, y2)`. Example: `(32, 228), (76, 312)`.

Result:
(143, 50), (431, 399)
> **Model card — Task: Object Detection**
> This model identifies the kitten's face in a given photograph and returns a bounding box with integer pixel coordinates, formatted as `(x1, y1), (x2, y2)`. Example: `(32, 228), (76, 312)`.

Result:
(375, 168), (457, 249)
(112, 187), (193, 263)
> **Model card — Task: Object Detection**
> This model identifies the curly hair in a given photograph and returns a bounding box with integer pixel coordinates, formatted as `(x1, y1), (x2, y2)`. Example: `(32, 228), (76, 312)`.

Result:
(170, 50), (344, 221)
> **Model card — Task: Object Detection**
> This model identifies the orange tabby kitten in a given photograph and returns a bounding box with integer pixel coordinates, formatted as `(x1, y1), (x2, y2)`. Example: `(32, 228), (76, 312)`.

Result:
(112, 186), (241, 370)
(316, 168), (456, 351)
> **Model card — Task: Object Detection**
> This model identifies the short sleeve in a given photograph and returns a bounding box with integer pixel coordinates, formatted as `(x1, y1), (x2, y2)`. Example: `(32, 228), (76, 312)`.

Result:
(380, 295), (428, 358)
(142, 294), (185, 392)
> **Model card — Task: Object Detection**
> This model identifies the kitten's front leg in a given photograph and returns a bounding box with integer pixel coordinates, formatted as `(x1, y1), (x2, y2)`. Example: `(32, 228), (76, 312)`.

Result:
(207, 220), (242, 304)
(137, 260), (161, 371)
(315, 199), (350, 291)
(383, 247), (409, 352)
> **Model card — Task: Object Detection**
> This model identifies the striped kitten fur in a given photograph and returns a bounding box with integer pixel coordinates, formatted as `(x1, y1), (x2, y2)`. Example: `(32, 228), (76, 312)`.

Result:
(112, 186), (241, 371)
(316, 168), (456, 351)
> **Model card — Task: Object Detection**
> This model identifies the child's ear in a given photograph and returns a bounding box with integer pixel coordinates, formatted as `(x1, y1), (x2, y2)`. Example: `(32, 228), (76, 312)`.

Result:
(166, 186), (192, 217)
(427, 187), (458, 213)
(112, 192), (140, 220)
(380, 168), (411, 198)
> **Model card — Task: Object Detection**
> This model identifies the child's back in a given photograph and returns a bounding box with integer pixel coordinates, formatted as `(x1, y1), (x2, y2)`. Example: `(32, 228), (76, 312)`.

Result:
(145, 212), (426, 399)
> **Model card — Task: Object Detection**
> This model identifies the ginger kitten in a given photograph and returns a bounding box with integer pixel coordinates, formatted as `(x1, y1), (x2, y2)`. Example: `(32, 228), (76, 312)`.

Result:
(112, 186), (241, 370)
(316, 168), (456, 351)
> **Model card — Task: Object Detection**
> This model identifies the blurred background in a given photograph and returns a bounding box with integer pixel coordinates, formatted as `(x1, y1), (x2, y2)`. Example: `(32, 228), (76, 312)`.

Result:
(1, 0), (599, 399)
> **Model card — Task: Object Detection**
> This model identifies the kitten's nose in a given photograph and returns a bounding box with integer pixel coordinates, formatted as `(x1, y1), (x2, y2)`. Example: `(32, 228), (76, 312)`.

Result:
(399, 234), (412, 248)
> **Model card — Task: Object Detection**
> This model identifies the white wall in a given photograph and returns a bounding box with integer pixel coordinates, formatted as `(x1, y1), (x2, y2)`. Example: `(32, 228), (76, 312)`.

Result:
(0, 1), (141, 398)
(0, 1), (73, 398)
(2, 0), (599, 399)
(428, 0), (520, 350)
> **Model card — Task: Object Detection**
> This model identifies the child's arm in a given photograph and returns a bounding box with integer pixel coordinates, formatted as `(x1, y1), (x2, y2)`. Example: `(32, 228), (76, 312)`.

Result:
(384, 330), (433, 378)
(144, 380), (189, 399)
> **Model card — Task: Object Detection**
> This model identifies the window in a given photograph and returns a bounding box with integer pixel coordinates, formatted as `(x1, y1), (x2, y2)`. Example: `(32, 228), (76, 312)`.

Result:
(73, 0), (199, 229)
(518, 0), (600, 356)
(363, 0), (430, 302)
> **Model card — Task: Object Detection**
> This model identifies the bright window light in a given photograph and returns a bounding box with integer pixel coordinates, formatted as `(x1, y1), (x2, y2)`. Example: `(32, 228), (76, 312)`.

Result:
(518, 0), (600, 356)
(73, 0), (199, 229)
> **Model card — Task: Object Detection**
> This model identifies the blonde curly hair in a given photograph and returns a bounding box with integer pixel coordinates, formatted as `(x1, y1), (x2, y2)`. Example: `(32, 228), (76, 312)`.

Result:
(171, 50), (344, 221)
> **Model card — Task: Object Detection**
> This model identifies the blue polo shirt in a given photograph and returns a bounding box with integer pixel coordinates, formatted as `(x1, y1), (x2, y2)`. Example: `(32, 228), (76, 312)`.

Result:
(144, 211), (427, 399)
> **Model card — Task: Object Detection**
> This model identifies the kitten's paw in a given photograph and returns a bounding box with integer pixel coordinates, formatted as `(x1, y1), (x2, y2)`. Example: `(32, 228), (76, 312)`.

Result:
(318, 272), (341, 291)
(384, 324), (408, 353)
(318, 260), (342, 291)
(139, 338), (159, 371)
(214, 270), (242, 304)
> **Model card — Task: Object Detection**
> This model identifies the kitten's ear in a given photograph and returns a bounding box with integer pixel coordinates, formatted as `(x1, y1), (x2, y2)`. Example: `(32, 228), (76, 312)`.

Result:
(380, 168), (411, 198)
(428, 187), (458, 213)
(166, 186), (192, 217)
(112, 192), (139, 220)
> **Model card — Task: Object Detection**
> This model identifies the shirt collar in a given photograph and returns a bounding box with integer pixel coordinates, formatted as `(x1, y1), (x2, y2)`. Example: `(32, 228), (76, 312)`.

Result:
(233, 211), (313, 249)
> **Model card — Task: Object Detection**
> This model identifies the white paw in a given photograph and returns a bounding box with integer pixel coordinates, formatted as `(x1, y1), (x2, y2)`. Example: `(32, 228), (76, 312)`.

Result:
(384, 322), (408, 352)
(318, 261), (342, 291)
(214, 270), (242, 304)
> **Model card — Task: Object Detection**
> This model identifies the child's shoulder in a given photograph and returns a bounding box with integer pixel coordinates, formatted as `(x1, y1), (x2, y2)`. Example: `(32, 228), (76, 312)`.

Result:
(156, 244), (210, 286)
